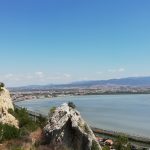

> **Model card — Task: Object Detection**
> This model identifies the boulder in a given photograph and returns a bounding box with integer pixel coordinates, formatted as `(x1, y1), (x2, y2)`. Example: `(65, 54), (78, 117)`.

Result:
(44, 103), (101, 150)
(0, 87), (18, 128)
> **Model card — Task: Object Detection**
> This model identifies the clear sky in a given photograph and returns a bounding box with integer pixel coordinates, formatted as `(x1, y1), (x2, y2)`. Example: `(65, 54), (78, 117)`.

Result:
(0, 0), (150, 87)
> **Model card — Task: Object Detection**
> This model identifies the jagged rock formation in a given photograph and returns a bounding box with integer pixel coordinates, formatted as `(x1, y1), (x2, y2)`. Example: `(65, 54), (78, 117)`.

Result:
(44, 103), (101, 150)
(0, 86), (18, 127)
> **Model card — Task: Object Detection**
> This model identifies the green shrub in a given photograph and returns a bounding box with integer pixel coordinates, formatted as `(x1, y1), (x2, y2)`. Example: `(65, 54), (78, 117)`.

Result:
(49, 106), (56, 117)
(0, 82), (5, 91)
(91, 140), (100, 150)
(102, 146), (110, 150)
(14, 107), (47, 131)
(0, 123), (20, 142)
(0, 107), (47, 143)
(37, 115), (47, 128)
(68, 102), (76, 109)
(0, 82), (5, 87)
(117, 135), (128, 144)
(0, 83), (5, 91)
(114, 135), (130, 150)
(14, 108), (31, 128)
(8, 108), (15, 115)
(19, 127), (29, 136)
(13, 108), (38, 132)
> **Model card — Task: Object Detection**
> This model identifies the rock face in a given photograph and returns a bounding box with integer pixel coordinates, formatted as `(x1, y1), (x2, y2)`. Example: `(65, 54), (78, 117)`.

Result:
(44, 103), (101, 150)
(0, 87), (18, 127)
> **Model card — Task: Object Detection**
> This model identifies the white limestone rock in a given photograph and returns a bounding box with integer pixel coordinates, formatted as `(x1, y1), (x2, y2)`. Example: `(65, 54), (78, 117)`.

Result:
(0, 87), (18, 128)
(44, 103), (102, 150)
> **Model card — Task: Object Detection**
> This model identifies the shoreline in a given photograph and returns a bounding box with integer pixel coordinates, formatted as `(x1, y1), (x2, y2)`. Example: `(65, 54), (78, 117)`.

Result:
(13, 93), (150, 103)
(92, 127), (150, 145)
(12, 92), (150, 102)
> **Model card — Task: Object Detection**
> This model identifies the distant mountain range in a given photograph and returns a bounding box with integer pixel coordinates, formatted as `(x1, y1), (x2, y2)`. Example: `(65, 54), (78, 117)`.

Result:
(9, 76), (150, 91)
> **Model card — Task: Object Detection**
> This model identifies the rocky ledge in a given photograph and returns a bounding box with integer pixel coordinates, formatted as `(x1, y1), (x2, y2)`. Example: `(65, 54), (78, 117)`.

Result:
(0, 86), (18, 128)
(44, 103), (101, 150)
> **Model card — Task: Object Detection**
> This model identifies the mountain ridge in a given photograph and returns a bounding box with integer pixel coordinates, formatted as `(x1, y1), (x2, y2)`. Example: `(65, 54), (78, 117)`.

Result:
(8, 76), (150, 91)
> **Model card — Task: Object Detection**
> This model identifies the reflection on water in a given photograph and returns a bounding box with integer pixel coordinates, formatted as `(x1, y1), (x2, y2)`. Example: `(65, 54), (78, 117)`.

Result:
(16, 94), (150, 138)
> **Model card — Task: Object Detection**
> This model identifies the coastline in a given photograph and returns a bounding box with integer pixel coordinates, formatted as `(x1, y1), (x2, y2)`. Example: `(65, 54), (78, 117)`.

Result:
(92, 127), (150, 145)
(13, 93), (150, 103)
(11, 89), (150, 102)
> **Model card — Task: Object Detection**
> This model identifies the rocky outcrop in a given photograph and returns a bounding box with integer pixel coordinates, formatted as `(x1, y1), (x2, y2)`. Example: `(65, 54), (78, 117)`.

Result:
(44, 103), (101, 150)
(0, 87), (18, 127)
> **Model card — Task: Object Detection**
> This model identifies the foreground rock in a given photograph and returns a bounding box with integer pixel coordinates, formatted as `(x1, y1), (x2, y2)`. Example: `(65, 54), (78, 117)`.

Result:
(44, 103), (102, 150)
(0, 86), (18, 127)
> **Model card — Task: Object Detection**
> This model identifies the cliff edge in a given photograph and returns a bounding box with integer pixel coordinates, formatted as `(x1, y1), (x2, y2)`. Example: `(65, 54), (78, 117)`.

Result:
(0, 85), (18, 128)
(44, 103), (102, 150)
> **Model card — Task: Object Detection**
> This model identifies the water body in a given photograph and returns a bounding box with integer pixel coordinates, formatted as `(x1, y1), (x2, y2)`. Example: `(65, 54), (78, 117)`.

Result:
(16, 94), (150, 138)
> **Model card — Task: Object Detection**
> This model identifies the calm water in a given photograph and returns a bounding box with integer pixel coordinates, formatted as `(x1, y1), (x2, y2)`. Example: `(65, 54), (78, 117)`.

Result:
(16, 94), (150, 138)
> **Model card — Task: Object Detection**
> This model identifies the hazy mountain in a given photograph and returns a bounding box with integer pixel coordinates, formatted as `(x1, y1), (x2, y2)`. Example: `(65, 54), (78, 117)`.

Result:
(9, 76), (150, 91)
(70, 76), (150, 87)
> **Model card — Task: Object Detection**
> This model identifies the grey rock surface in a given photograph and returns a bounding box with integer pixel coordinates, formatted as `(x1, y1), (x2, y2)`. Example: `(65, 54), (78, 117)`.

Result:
(44, 103), (101, 150)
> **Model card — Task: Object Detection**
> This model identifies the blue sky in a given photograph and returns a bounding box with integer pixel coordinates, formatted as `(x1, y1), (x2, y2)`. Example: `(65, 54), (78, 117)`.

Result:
(0, 0), (150, 86)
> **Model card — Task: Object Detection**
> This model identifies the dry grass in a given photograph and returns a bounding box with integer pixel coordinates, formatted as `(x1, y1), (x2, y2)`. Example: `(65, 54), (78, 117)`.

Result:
(0, 128), (71, 150)
(0, 128), (41, 150)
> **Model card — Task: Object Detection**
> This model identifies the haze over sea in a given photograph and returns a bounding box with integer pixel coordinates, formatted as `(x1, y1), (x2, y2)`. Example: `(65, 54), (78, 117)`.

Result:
(16, 94), (150, 138)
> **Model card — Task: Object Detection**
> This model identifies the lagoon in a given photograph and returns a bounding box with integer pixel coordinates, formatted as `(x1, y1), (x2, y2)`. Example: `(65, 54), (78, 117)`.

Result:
(15, 94), (150, 138)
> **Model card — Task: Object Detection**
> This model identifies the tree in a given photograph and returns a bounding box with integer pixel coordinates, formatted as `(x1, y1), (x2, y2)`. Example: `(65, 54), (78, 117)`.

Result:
(68, 102), (76, 109)
(0, 82), (5, 87)
(91, 140), (100, 150)
(114, 135), (131, 150)
(0, 82), (5, 91)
